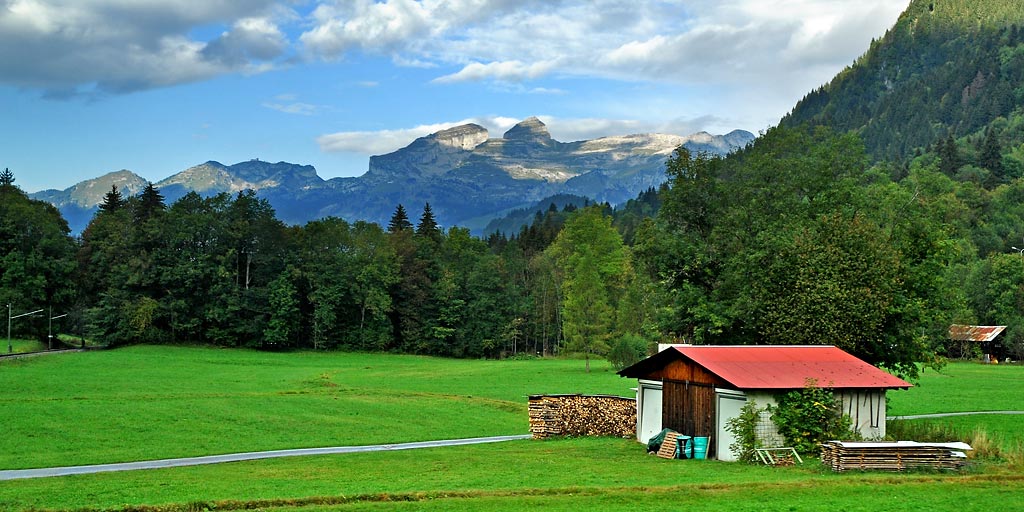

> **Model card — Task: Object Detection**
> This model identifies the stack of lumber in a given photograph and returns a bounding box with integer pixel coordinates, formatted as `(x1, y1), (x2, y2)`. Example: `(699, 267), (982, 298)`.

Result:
(820, 441), (972, 472)
(528, 394), (636, 439)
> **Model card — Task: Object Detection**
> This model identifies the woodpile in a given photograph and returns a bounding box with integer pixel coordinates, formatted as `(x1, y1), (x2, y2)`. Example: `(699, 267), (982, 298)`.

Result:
(528, 394), (636, 439)
(820, 441), (972, 472)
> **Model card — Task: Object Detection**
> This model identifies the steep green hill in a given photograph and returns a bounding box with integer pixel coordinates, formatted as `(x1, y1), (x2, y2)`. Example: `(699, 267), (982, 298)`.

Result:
(782, 0), (1024, 162)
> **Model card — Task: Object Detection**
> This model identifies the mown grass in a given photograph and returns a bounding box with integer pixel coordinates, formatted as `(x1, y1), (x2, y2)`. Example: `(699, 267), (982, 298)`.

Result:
(3, 436), (1021, 511)
(886, 361), (1024, 452)
(0, 345), (629, 469)
(887, 361), (1024, 415)
(0, 348), (1022, 511)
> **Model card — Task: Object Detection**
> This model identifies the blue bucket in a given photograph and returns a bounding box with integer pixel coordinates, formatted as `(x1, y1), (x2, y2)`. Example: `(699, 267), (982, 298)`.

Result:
(692, 436), (709, 460)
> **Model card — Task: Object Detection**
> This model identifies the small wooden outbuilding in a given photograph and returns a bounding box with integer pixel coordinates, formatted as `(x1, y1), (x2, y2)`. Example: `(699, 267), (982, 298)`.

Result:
(618, 345), (912, 461)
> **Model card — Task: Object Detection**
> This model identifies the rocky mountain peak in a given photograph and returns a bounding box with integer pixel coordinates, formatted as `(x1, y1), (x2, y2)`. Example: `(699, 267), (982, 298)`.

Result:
(503, 117), (553, 144)
(430, 123), (489, 150)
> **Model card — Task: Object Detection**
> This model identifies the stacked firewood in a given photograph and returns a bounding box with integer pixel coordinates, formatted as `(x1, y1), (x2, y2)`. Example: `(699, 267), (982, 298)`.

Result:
(528, 394), (636, 439)
(820, 440), (972, 472)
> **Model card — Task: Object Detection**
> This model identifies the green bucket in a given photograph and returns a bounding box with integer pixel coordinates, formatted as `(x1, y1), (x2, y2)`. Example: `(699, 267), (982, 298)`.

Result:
(692, 436), (709, 460)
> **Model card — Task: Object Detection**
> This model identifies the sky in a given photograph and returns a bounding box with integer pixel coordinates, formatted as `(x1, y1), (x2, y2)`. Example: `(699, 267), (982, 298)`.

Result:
(1, 0), (911, 194)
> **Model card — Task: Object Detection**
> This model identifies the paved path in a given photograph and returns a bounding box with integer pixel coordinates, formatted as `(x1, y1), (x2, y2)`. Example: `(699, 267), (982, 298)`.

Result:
(889, 410), (1024, 420)
(0, 348), (84, 361)
(0, 435), (532, 481)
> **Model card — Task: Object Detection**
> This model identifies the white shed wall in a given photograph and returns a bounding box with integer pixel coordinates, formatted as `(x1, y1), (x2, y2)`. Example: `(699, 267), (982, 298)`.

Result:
(836, 389), (888, 439)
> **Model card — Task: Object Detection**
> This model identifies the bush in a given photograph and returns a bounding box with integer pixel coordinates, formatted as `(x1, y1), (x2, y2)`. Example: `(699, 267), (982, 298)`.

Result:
(606, 334), (650, 370)
(769, 379), (856, 454)
(725, 399), (765, 463)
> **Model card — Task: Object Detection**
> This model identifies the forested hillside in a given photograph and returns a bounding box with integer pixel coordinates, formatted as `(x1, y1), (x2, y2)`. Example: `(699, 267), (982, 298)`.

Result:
(784, 0), (1024, 163)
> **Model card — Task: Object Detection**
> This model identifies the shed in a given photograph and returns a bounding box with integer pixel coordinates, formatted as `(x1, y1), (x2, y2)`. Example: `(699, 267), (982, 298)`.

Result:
(948, 324), (1006, 360)
(618, 345), (912, 461)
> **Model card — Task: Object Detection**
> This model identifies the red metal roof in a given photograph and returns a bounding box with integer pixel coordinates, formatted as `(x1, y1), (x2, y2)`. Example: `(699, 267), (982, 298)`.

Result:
(620, 345), (911, 390)
(948, 325), (1006, 342)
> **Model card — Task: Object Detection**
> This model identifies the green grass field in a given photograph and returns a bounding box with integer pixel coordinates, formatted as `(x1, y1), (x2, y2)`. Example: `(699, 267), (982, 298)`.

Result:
(0, 347), (1022, 511)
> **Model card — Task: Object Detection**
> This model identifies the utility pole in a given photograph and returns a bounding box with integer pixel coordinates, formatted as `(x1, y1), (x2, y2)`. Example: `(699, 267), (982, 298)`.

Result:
(8, 306), (44, 353)
(49, 308), (68, 350)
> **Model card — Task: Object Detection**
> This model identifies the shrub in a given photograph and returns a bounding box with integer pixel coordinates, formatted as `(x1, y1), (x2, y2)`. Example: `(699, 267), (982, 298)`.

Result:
(769, 379), (856, 454)
(606, 334), (650, 370)
(725, 399), (765, 463)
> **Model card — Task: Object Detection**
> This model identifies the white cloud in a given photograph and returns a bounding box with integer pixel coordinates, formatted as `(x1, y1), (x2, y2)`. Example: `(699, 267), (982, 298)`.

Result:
(301, 0), (908, 92)
(1, 0), (909, 101)
(433, 60), (557, 83)
(202, 17), (288, 66)
(262, 101), (319, 116)
(0, 0), (291, 95)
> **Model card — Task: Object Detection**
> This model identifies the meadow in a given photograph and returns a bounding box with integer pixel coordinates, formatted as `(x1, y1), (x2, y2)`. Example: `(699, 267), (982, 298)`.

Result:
(0, 346), (1022, 511)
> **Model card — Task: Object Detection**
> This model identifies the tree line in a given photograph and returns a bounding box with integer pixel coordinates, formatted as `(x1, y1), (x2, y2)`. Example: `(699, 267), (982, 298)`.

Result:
(1, 168), (650, 365)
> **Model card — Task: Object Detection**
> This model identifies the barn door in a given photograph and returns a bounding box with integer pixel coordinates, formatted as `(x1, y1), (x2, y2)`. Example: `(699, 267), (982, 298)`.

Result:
(662, 380), (715, 456)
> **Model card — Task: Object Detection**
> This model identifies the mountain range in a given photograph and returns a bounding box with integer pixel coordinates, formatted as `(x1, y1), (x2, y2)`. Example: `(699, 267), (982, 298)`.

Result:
(32, 117), (753, 234)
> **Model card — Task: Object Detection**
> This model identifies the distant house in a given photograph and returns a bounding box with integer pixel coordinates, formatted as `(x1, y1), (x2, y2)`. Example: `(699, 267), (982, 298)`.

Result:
(617, 345), (912, 461)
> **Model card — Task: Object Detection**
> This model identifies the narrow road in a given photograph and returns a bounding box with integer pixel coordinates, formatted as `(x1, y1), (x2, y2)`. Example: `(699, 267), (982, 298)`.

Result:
(889, 410), (1024, 420)
(0, 434), (532, 481)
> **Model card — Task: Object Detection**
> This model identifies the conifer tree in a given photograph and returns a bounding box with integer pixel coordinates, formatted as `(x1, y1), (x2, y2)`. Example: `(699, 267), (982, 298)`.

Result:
(0, 168), (14, 188)
(416, 202), (441, 239)
(938, 134), (962, 176)
(98, 185), (125, 213)
(135, 182), (166, 222)
(980, 127), (1004, 183)
(388, 204), (412, 232)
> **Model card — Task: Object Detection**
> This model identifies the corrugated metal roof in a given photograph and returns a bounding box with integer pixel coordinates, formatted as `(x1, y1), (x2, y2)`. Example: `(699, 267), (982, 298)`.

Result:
(619, 345), (911, 390)
(948, 325), (1006, 342)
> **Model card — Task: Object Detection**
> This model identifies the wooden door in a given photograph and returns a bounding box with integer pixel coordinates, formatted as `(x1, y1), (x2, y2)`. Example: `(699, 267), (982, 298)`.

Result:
(662, 379), (715, 457)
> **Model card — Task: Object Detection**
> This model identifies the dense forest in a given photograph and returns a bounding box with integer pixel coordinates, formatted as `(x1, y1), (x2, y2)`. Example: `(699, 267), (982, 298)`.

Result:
(1, 167), (653, 367)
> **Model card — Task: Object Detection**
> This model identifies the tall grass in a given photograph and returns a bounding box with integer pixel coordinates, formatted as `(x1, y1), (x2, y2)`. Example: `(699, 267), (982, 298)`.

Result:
(887, 419), (1024, 464)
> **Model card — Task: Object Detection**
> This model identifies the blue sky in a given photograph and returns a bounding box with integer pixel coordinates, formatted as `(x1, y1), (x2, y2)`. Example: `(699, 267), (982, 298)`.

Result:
(1, 0), (910, 193)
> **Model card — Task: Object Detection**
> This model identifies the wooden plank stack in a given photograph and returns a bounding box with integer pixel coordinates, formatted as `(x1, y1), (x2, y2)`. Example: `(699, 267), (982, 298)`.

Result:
(820, 441), (972, 472)
(528, 394), (637, 439)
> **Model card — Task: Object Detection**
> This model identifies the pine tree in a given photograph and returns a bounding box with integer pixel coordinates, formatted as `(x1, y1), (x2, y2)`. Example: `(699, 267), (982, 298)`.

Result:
(388, 204), (412, 232)
(938, 134), (962, 176)
(415, 202), (441, 239)
(134, 182), (166, 222)
(98, 185), (125, 213)
(0, 168), (14, 187)
(980, 127), (1004, 184)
